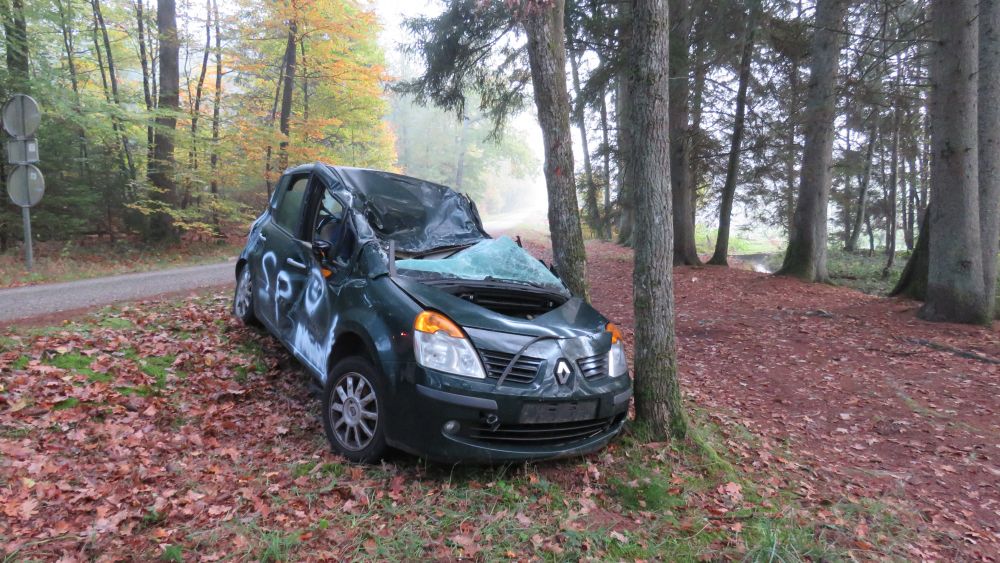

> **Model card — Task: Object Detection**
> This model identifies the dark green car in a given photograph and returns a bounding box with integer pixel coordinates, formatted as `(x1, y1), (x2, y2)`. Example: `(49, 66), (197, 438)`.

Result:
(234, 163), (631, 463)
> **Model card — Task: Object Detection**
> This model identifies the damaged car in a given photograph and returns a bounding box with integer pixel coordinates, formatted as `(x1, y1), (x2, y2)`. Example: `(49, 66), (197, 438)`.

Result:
(233, 163), (632, 463)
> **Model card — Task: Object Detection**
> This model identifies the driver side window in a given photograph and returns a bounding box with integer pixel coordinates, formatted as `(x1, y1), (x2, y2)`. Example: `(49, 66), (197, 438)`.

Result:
(313, 191), (355, 264)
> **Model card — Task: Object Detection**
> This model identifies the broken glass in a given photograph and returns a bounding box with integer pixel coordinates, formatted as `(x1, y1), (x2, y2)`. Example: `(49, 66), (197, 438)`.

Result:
(396, 236), (565, 291)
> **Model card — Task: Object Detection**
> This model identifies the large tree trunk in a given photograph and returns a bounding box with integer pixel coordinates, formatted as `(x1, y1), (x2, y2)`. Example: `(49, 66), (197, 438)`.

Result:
(148, 0), (181, 241)
(521, 0), (589, 300)
(892, 206), (930, 299)
(776, 0), (848, 282)
(709, 8), (756, 266)
(668, 0), (700, 266)
(615, 1), (634, 247)
(569, 48), (599, 233)
(920, 0), (989, 323)
(980, 0), (1000, 319)
(277, 20), (298, 172)
(628, 0), (687, 441)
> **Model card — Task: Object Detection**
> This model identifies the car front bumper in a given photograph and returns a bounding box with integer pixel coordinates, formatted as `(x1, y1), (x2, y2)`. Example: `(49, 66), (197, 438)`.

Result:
(385, 364), (632, 463)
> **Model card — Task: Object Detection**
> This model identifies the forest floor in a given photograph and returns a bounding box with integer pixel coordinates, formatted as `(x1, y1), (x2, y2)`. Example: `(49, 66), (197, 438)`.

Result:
(0, 238), (243, 289)
(0, 237), (996, 560)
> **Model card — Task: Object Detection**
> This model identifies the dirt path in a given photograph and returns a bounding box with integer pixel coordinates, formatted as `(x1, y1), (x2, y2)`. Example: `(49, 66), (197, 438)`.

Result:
(572, 239), (999, 560)
(0, 261), (235, 326)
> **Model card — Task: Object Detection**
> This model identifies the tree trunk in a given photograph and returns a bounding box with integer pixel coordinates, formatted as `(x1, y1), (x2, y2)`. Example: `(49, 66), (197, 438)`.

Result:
(668, 0), (700, 266)
(628, 0), (687, 441)
(148, 0), (181, 241)
(93, 0), (137, 180)
(263, 57), (287, 200)
(709, 8), (756, 266)
(277, 21), (298, 172)
(209, 0), (222, 228)
(920, 0), (988, 324)
(189, 1), (211, 175)
(980, 0), (1000, 319)
(904, 146), (918, 250)
(883, 88), (901, 277)
(599, 89), (612, 239)
(776, 0), (848, 282)
(3, 0), (28, 89)
(135, 0), (155, 171)
(846, 120), (878, 252)
(892, 207), (930, 299)
(569, 48), (599, 233)
(520, 0), (590, 300)
(300, 37), (309, 125)
(615, 3), (634, 247)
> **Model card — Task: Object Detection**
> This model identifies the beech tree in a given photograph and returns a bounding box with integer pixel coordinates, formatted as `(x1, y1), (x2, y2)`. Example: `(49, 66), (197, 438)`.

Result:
(148, 0), (180, 241)
(776, 0), (849, 282)
(628, 0), (687, 439)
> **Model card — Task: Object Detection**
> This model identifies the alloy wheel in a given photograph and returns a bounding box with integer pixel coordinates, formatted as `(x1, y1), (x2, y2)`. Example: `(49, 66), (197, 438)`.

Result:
(328, 372), (379, 451)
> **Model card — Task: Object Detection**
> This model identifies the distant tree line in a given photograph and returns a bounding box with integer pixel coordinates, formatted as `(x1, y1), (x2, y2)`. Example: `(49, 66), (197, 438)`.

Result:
(0, 0), (394, 246)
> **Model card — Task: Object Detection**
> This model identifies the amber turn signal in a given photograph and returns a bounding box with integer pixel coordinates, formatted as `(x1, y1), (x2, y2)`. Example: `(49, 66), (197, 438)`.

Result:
(414, 310), (465, 338)
(606, 322), (623, 344)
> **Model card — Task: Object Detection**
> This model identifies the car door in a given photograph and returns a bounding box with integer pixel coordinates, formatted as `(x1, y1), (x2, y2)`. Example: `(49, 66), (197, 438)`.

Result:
(256, 171), (312, 335)
(285, 178), (358, 379)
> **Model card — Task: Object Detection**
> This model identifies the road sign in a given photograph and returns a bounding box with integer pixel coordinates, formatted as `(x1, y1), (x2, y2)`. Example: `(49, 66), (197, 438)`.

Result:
(6, 138), (38, 164)
(2, 94), (40, 137)
(7, 164), (44, 207)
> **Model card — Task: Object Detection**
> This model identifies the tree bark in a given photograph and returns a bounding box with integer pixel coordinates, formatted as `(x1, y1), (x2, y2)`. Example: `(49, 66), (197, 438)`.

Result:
(709, 7), (756, 266)
(615, 1), (634, 247)
(93, 0), (137, 180)
(892, 206), (930, 299)
(920, 0), (988, 324)
(569, 47), (599, 233)
(668, 0), (700, 266)
(521, 0), (590, 300)
(148, 0), (181, 241)
(846, 121), (877, 252)
(979, 0), (1000, 319)
(599, 89), (612, 239)
(135, 0), (155, 170)
(776, 0), (848, 282)
(277, 20), (298, 173)
(628, 0), (687, 441)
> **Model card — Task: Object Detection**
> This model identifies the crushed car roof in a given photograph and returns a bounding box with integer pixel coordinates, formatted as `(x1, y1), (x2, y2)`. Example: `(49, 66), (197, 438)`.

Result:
(317, 164), (490, 254)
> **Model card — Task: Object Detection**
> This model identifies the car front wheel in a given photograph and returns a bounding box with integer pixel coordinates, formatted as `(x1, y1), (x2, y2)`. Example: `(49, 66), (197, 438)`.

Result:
(322, 357), (387, 463)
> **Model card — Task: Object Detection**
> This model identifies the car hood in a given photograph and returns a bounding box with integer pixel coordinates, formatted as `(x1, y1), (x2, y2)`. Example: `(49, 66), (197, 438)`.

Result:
(391, 276), (607, 339)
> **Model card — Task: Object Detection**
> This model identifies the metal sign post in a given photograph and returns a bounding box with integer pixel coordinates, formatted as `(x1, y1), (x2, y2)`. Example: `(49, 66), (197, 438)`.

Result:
(3, 94), (42, 271)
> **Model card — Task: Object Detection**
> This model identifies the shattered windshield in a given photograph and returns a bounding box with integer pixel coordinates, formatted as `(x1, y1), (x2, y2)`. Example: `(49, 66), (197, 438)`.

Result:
(395, 236), (566, 292)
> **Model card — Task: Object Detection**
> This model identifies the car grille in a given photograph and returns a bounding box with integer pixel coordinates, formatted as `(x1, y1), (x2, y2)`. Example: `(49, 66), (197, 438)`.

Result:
(464, 417), (616, 446)
(479, 350), (544, 384)
(576, 353), (608, 380)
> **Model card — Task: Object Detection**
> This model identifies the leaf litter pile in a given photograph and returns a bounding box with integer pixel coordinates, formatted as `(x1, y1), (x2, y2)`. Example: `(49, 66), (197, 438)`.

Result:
(0, 238), (996, 560)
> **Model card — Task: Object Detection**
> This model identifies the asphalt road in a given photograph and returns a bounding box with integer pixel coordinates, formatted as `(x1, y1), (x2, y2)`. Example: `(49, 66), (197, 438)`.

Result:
(0, 213), (542, 326)
(0, 260), (236, 325)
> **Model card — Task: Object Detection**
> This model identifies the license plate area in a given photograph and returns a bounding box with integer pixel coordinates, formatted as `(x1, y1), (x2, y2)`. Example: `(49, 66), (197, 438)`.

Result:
(519, 400), (598, 424)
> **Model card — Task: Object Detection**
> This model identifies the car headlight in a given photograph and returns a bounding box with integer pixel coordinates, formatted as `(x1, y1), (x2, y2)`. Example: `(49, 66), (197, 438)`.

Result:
(413, 311), (486, 379)
(606, 323), (628, 378)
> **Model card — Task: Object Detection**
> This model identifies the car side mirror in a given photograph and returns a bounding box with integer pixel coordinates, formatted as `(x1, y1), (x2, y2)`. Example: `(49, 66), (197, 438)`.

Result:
(312, 240), (332, 263)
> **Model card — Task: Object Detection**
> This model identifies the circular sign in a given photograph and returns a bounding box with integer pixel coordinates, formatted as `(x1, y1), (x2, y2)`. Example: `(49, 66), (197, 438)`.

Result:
(2, 94), (41, 137)
(7, 164), (44, 207)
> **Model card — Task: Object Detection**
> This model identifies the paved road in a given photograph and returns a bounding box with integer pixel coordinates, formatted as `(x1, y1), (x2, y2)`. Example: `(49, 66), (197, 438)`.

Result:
(0, 215), (540, 325)
(0, 260), (236, 325)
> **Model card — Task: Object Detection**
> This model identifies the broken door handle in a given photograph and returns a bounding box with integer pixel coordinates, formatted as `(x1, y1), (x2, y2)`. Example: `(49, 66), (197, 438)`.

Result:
(286, 258), (307, 270)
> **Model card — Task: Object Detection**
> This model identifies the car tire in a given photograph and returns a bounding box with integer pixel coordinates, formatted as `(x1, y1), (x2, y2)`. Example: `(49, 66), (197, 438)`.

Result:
(233, 263), (259, 326)
(322, 356), (388, 463)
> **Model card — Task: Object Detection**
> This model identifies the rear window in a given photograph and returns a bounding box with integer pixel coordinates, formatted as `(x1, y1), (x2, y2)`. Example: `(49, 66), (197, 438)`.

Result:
(273, 175), (310, 234)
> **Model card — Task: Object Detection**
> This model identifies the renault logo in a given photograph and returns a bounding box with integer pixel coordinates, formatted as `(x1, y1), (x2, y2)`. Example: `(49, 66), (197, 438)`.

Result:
(554, 358), (573, 385)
